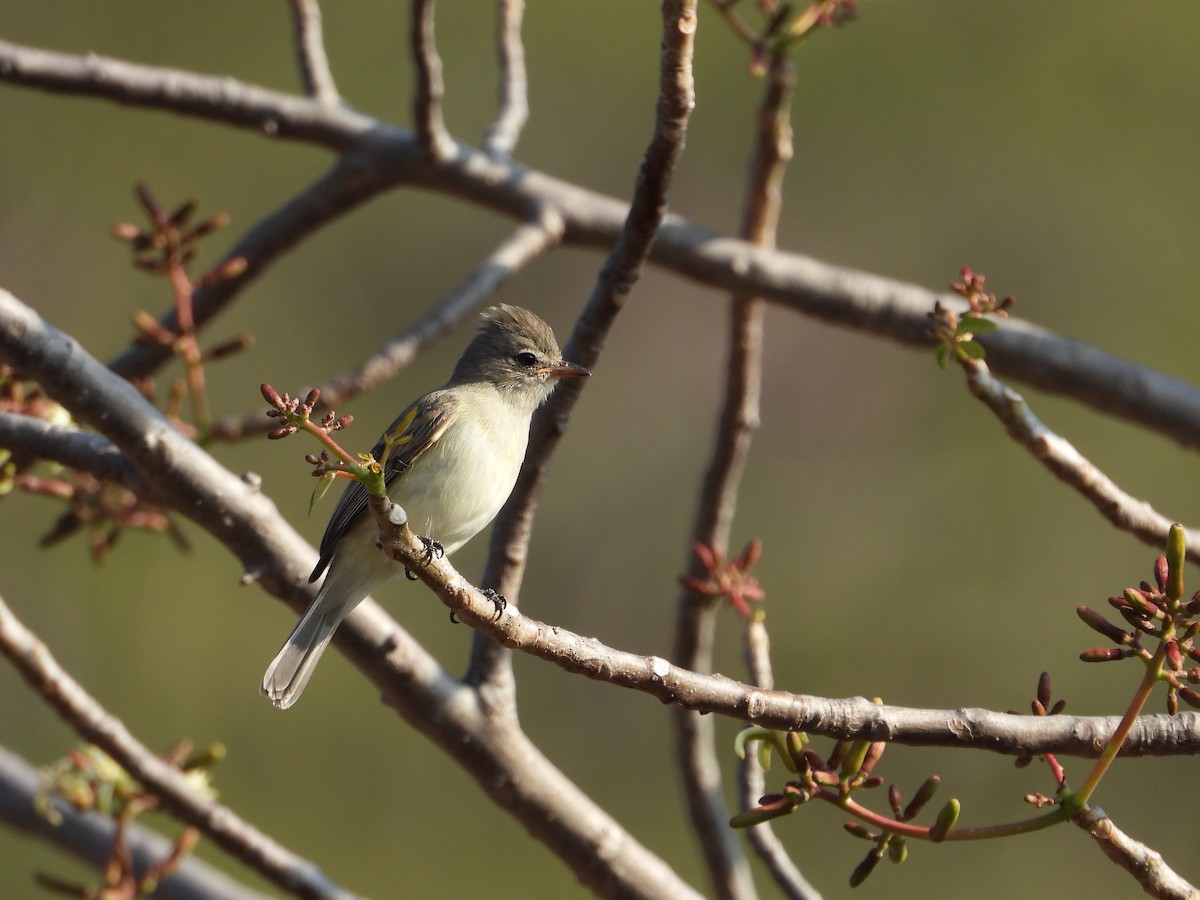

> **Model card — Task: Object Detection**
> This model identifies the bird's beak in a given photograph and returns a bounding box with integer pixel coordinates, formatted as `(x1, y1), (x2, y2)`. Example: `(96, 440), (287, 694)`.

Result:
(537, 360), (591, 379)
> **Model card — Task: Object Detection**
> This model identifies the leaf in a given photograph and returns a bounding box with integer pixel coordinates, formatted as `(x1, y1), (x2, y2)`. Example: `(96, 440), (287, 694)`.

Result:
(958, 315), (998, 334)
(309, 472), (336, 515)
(959, 340), (987, 360)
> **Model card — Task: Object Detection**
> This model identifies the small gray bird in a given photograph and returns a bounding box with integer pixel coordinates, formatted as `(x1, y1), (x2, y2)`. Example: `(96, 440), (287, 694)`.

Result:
(262, 305), (589, 709)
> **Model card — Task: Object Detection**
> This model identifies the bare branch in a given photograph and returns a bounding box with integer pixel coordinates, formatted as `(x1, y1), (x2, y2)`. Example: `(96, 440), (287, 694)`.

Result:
(0, 39), (369, 150)
(482, 0), (530, 159)
(209, 212), (563, 441)
(410, 0), (454, 161)
(0, 414), (142, 491)
(0, 744), (272, 900)
(387, 530), (1200, 759)
(673, 47), (795, 900)
(4, 38), (1199, 453)
(0, 592), (358, 900)
(963, 358), (1200, 559)
(1073, 806), (1199, 899)
(288, 0), (340, 104)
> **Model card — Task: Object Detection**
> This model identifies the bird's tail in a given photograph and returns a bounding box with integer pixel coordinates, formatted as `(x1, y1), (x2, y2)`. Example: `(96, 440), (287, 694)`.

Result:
(261, 589), (352, 710)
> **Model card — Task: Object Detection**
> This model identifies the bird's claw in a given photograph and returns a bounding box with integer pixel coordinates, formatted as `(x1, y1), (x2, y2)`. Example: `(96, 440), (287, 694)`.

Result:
(448, 588), (507, 624)
(417, 535), (444, 565)
(482, 588), (507, 620)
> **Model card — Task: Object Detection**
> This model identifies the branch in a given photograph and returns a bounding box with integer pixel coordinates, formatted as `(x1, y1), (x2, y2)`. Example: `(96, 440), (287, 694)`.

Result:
(0, 38), (369, 150)
(738, 619), (821, 900)
(0, 592), (357, 900)
(478, 0), (699, 670)
(481, 0), (530, 159)
(963, 358), (1200, 560)
(410, 0), (454, 161)
(0, 289), (701, 899)
(394, 533), (1200, 758)
(288, 0), (340, 104)
(7, 286), (1200, 766)
(0, 745), (272, 900)
(0, 414), (143, 492)
(1073, 806), (1199, 900)
(209, 212), (563, 440)
(673, 46), (795, 900)
(5, 38), (1199, 453)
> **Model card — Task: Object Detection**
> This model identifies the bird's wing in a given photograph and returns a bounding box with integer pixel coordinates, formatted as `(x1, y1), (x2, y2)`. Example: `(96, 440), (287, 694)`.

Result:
(308, 391), (458, 583)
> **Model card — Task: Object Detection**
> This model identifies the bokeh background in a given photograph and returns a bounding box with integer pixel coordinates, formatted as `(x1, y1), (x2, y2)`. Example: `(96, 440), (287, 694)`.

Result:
(3, 2), (1200, 897)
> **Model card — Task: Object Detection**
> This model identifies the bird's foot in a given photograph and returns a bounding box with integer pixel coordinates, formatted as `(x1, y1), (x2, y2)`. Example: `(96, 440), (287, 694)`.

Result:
(448, 588), (507, 624)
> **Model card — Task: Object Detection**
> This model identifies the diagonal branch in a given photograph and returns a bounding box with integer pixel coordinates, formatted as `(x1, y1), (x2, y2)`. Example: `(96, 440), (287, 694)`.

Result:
(208, 211), (564, 440)
(0, 287), (703, 900)
(0, 592), (358, 900)
(0, 744), (272, 900)
(963, 358), (1200, 558)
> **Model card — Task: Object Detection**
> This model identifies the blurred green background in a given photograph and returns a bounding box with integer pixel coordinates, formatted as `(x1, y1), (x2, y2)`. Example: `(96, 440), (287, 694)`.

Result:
(3, 2), (1200, 897)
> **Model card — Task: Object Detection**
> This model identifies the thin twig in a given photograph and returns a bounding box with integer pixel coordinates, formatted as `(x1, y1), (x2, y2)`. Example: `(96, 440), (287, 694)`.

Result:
(963, 357), (1198, 558)
(288, 0), (340, 104)
(0, 592), (358, 900)
(739, 619), (823, 900)
(209, 212), (563, 440)
(410, 0), (454, 161)
(673, 49), (794, 900)
(482, 0), (529, 159)
(471, 0), (698, 685)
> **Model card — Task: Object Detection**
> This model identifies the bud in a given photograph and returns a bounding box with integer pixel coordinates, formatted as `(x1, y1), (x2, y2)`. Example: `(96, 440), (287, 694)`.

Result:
(1166, 641), (1183, 670)
(112, 222), (143, 241)
(1177, 686), (1200, 709)
(849, 849), (881, 887)
(1077, 606), (1130, 644)
(929, 798), (960, 843)
(267, 425), (295, 440)
(1080, 647), (1124, 662)
(1036, 672), (1052, 710)
(843, 822), (876, 841)
(305, 388), (321, 408)
(260, 383), (282, 406)
(888, 785), (903, 817)
(903, 775), (940, 821)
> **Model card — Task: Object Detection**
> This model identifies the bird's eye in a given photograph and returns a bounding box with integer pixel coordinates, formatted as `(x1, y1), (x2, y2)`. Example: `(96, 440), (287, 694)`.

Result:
(514, 351), (538, 368)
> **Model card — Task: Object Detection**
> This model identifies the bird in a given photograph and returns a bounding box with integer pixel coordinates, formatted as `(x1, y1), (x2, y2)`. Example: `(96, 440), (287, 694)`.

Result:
(261, 304), (589, 709)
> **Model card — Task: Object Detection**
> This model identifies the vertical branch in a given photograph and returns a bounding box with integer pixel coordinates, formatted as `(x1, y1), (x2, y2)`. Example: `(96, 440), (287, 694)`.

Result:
(471, 0), (698, 682)
(482, 0), (530, 159)
(411, 0), (455, 161)
(672, 51), (796, 900)
(288, 0), (340, 104)
(739, 619), (823, 899)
